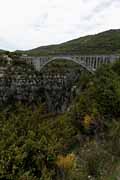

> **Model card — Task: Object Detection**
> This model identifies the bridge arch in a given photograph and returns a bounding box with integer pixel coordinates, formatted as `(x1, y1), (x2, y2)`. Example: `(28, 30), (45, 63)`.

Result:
(38, 56), (93, 73)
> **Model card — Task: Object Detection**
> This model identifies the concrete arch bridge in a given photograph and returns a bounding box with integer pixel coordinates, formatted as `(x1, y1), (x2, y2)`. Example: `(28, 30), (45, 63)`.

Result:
(21, 55), (120, 73)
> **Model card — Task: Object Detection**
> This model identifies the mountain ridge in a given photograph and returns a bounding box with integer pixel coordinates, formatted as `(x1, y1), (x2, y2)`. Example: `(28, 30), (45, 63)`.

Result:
(19, 29), (120, 56)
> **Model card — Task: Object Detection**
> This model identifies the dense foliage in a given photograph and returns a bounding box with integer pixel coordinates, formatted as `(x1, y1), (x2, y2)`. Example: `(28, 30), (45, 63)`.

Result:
(0, 61), (120, 179)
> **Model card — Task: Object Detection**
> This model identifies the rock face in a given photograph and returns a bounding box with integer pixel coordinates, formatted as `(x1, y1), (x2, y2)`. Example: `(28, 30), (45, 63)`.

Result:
(0, 62), (80, 112)
(0, 63), (41, 105)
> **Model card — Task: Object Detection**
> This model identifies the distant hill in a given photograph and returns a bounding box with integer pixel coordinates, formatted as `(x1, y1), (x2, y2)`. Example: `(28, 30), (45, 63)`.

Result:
(20, 29), (120, 56)
(0, 49), (5, 53)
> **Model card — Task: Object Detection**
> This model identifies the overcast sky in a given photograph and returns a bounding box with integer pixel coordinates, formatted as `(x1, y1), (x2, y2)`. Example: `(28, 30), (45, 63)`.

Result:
(0, 0), (120, 51)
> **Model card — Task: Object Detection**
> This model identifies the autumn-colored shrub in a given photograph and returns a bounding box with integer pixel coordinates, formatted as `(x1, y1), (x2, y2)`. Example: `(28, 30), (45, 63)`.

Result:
(83, 114), (93, 129)
(56, 153), (76, 170)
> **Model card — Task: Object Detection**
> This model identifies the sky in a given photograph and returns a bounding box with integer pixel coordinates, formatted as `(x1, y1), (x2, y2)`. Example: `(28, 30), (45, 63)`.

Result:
(0, 0), (120, 51)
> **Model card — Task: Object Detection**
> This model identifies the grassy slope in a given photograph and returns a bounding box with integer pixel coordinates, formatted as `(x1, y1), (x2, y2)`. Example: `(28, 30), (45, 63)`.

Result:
(21, 29), (120, 56)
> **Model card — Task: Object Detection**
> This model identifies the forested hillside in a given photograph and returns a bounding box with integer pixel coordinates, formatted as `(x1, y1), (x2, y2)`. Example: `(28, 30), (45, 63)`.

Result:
(18, 29), (120, 56)
(0, 60), (120, 179)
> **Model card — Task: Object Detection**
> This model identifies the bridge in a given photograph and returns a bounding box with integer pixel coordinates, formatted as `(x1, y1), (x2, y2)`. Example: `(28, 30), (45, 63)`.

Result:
(21, 55), (120, 73)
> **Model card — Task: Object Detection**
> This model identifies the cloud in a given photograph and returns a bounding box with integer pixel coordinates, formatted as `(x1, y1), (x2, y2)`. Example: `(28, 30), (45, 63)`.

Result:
(93, 0), (114, 13)
(30, 13), (48, 31)
(0, 0), (120, 50)
(0, 37), (15, 50)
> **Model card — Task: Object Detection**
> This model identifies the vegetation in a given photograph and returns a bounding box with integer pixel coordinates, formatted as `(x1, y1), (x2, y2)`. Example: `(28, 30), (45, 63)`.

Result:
(17, 29), (120, 56)
(0, 59), (120, 179)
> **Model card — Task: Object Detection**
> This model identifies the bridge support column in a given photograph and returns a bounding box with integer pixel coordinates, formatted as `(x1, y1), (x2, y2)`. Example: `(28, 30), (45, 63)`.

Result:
(91, 58), (94, 69)
(97, 57), (100, 68)
(87, 57), (90, 67)
(90, 57), (92, 68)
(94, 58), (97, 69)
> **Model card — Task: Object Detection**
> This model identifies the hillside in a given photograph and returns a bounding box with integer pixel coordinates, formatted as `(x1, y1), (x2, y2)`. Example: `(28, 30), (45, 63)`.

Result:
(21, 29), (120, 56)
(0, 49), (5, 53)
